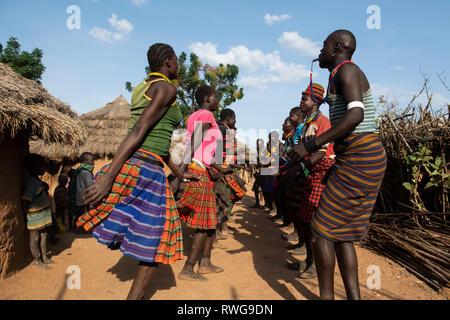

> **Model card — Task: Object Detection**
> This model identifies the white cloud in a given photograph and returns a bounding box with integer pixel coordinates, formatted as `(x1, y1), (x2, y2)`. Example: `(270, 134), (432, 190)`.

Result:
(108, 14), (134, 34)
(188, 42), (310, 89)
(264, 13), (291, 25)
(90, 14), (133, 43)
(278, 31), (321, 57)
(132, 0), (149, 7)
(89, 27), (114, 43)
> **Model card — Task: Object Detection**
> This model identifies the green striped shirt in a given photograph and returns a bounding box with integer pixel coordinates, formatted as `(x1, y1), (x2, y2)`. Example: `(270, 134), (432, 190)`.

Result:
(327, 89), (378, 133)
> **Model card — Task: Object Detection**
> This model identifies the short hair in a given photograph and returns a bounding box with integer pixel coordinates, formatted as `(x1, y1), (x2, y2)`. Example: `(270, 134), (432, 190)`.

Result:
(23, 153), (45, 172)
(58, 174), (69, 186)
(195, 85), (216, 107)
(220, 108), (235, 121)
(290, 106), (303, 117)
(147, 43), (175, 72)
(80, 152), (94, 163)
(331, 30), (357, 56)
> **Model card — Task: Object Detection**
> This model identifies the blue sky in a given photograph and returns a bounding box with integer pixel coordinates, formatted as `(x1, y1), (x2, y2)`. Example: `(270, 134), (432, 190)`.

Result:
(1, 0), (449, 147)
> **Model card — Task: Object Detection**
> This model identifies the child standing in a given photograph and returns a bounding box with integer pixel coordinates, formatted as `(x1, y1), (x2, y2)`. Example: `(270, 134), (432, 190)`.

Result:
(176, 85), (224, 281)
(21, 154), (55, 269)
(75, 152), (95, 232)
(67, 169), (77, 231)
(283, 107), (306, 249)
(272, 117), (294, 226)
(214, 108), (247, 239)
(53, 174), (69, 226)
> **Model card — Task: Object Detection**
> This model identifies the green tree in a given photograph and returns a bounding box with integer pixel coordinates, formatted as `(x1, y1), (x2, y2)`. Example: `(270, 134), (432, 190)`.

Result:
(176, 52), (244, 122)
(125, 52), (244, 125)
(0, 36), (45, 84)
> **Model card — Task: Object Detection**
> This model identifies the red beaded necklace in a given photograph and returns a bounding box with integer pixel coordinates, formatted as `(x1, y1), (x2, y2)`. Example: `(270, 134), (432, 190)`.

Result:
(325, 60), (354, 99)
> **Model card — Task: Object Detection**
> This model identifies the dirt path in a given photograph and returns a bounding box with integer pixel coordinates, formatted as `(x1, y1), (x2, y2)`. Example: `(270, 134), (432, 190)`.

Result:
(0, 190), (448, 300)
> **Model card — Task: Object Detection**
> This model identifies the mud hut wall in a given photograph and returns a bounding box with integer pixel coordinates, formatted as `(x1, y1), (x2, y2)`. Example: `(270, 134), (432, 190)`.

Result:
(0, 131), (30, 278)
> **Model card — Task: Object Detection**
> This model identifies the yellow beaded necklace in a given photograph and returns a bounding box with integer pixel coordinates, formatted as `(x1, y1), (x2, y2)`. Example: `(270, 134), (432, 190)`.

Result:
(145, 72), (171, 83)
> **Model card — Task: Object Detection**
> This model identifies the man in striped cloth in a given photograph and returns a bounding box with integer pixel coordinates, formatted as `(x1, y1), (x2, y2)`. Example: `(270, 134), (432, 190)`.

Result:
(289, 30), (387, 299)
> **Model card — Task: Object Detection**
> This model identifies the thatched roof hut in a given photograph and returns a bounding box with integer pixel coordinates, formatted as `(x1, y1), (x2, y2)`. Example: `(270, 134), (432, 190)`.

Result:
(0, 62), (83, 278)
(79, 94), (130, 158)
(0, 63), (83, 146)
(29, 94), (130, 161)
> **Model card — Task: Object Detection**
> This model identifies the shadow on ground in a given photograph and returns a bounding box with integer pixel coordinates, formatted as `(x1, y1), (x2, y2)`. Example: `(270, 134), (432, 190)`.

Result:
(227, 195), (320, 300)
(102, 231), (192, 300)
(230, 194), (404, 300)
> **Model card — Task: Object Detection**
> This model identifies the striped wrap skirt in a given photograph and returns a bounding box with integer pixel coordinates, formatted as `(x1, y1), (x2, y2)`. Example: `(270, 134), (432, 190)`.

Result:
(223, 172), (247, 200)
(176, 163), (218, 230)
(76, 149), (183, 264)
(287, 158), (335, 223)
(213, 177), (233, 224)
(27, 207), (53, 231)
(312, 133), (387, 242)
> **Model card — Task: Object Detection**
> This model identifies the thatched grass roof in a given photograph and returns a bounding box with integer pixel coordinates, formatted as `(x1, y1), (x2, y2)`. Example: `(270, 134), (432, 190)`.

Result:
(79, 95), (130, 158)
(0, 62), (83, 145)
(29, 95), (130, 161)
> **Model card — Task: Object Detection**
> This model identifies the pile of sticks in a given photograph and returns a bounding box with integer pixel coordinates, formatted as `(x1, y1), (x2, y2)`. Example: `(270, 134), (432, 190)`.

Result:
(363, 213), (449, 291)
(377, 79), (449, 160)
(365, 77), (450, 290)
(375, 78), (449, 213)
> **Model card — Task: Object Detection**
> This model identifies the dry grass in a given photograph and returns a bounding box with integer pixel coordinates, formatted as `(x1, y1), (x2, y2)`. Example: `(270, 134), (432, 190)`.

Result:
(0, 62), (84, 146)
(30, 95), (130, 160)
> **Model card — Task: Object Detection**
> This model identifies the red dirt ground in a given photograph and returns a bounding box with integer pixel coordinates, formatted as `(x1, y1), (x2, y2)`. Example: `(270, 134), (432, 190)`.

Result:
(0, 190), (448, 300)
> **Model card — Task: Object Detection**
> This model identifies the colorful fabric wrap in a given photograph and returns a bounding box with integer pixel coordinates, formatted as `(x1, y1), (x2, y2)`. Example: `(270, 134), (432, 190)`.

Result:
(223, 172), (247, 199)
(212, 177), (233, 224)
(287, 158), (335, 223)
(27, 208), (53, 231)
(312, 133), (387, 242)
(176, 163), (218, 230)
(77, 162), (94, 174)
(76, 149), (183, 264)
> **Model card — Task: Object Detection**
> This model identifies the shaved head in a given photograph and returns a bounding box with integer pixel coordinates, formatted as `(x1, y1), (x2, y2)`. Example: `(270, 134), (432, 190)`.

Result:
(329, 29), (356, 56)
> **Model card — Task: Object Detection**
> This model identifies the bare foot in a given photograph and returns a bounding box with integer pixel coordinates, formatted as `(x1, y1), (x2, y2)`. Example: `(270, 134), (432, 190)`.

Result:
(43, 258), (56, 264)
(33, 260), (52, 270)
(178, 269), (208, 281)
(216, 233), (228, 240)
(198, 263), (224, 274)
(297, 263), (317, 279)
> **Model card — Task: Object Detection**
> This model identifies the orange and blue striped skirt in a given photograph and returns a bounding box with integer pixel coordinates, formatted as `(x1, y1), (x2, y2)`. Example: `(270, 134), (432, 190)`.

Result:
(76, 149), (183, 264)
(311, 133), (387, 242)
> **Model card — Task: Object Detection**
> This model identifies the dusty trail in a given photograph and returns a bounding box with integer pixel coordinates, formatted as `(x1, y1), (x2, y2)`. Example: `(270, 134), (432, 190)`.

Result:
(0, 190), (448, 300)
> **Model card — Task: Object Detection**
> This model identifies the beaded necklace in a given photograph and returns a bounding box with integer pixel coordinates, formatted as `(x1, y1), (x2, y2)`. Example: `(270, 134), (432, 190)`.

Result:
(145, 72), (171, 83)
(305, 111), (321, 124)
(324, 60), (354, 103)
